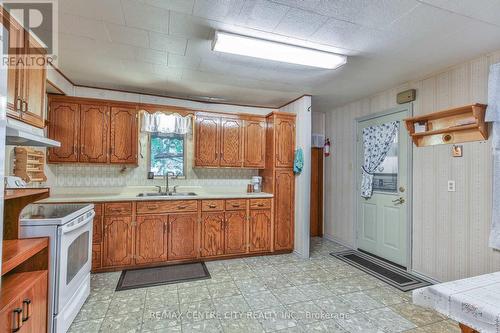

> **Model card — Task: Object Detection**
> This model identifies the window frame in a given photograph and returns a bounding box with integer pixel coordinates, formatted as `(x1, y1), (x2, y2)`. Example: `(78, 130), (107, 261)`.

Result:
(147, 133), (187, 179)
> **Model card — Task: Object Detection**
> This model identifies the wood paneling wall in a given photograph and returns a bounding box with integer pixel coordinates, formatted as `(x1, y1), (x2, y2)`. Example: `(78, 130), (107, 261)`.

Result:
(323, 50), (500, 282)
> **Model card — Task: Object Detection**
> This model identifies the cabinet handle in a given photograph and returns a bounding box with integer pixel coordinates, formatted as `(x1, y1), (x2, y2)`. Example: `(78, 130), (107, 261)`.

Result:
(13, 308), (23, 332)
(177, 205), (187, 209)
(73, 145), (77, 156)
(208, 204), (216, 208)
(22, 299), (31, 322)
(147, 205), (159, 210)
(257, 203), (264, 207)
(22, 100), (28, 113)
(163, 222), (167, 233)
(15, 97), (22, 111)
(231, 204), (240, 207)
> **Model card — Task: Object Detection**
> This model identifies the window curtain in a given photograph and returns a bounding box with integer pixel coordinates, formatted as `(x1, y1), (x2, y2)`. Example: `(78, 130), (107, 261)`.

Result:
(141, 112), (192, 135)
(361, 121), (399, 198)
(486, 63), (500, 250)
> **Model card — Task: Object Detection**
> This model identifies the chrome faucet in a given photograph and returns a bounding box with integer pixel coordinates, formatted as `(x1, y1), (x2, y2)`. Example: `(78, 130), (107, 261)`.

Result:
(164, 171), (175, 194)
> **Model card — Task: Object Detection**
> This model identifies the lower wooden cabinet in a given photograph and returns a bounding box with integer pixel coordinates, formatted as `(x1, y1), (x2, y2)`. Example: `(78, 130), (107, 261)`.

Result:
(102, 216), (134, 267)
(135, 215), (168, 264)
(224, 211), (247, 255)
(200, 213), (225, 258)
(249, 210), (272, 253)
(92, 245), (102, 270)
(168, 213), (198, 261)
(274, 170), (295, 251)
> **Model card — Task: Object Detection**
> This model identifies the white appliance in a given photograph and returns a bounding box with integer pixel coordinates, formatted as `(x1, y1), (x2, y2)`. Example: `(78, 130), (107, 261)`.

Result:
(252, 176), (263, 193)
(20, 203), (95, 333)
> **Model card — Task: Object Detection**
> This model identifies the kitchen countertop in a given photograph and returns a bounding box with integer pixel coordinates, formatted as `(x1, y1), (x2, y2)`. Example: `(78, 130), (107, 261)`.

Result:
(38, 186), (273, 203)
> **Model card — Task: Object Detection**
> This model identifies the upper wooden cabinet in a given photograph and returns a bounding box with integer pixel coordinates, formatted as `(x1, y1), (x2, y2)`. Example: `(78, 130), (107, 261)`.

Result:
(195, 114), (266, 169)
(3, 12), (47, 128)
(275, 117), (296, 168)
(195, 115), (220, 167)
(47, 96), (138, 165)
(110, 106), (138, 164)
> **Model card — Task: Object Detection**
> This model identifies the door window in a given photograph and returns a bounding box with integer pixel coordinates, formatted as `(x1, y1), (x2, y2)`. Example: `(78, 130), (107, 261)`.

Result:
(372, 128), (399, 193)
(67, 231), (89, 284)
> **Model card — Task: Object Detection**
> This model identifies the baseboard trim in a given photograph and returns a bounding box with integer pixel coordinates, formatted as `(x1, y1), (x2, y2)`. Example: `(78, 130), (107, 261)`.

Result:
(323, 234), (355, 249)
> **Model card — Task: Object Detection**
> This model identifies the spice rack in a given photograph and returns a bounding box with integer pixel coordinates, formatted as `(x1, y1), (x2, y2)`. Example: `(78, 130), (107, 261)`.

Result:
(404, 104), (488, 147)
(14, 147), (47, 183)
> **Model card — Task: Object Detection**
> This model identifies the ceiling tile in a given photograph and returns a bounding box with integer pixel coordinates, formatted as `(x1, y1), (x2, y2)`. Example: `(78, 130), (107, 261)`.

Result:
(134, 49), (168, 65)
(238, 0), (290, 31)
(419, 0), (500, 27)
(105, 23), (150, 48)
(169, 12), (212, 39)
(149, 32), (187, 55)
(168, 53), (201, 69)
(273, 8), (328, 38)
(60, 14), (110, 42)
(142, 0), (195, 14)
(193, 0), (245, 21)
(59, 0), (125, 25)
(121, 0), (169, 33)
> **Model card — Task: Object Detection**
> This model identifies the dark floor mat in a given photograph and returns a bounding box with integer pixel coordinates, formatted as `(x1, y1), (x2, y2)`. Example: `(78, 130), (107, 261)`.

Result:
(116, 262), (211, 291)
(330, 250), (431, 292)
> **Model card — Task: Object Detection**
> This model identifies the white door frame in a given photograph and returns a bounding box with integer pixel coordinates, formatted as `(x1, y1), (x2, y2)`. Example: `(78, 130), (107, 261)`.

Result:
(353, 103), (414, 271)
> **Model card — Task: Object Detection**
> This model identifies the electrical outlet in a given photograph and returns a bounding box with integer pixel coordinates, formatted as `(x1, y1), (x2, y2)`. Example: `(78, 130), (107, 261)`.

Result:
(447, 180), (456, 192)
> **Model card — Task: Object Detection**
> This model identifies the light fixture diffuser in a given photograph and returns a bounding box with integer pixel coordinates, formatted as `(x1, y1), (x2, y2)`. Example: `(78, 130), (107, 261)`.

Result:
(212, 31), (347, 69)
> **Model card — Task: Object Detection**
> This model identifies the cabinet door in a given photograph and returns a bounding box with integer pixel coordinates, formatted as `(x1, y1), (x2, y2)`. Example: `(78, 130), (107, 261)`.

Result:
(274, 170), (295, 250)
(92, 213), (103, 244)
(275, 117), (295, 168)
(200, 213), (225, 257)
(195, 115), (220, 166)
(224, 211), (247, 255)
(47, 101), (80, 163)
(168, 213), (197, 260)
(4, 15), (24, 119)
(244, 120), (266, 168)
(103, 216), (134, 267)
(21, 272), (48, 333)
(0, 301), (17, 333)
(220, 118), (243, 167)
(21, 34), (46, 128)
(110, 107), (138, 164)
(136, 215), (168, 264)
(80, 104), (109, 163)
(249, 210), (271, 253)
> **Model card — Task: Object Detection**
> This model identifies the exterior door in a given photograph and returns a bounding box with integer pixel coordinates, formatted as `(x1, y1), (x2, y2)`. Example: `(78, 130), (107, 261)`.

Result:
(224, 211), (247, 254)
(275, 117), (295, 168)
(110, 106), (138, 164)
(48, 101), (80, 163)
(80, 104), (109, 163)
(168, 213), (197, 260)
(356, 108), (409, 267)
(195, 115), (220, 166)
(274, 169), (295, 251)
(249, 210), (271, 252)
(102, 216), (134, 267)
(244, 119), (266, 168)
(220, 118), (243, 167)
(135, 215), (168, 264)
(200, 213), (225, 257)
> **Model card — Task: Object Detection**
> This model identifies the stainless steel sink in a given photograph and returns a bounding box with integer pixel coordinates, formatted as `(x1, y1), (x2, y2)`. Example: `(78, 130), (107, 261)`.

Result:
(137, 192), (197, 197)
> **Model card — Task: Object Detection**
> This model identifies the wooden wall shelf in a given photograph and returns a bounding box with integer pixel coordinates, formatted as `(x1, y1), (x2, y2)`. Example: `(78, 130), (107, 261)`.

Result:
(5, 188), (49, 200)
(404, 104), (488, 147)
(2, 238), (49, 276)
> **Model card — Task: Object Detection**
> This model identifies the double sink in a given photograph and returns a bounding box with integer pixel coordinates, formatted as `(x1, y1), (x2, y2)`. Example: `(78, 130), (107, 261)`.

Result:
(137, 192), (197, 197)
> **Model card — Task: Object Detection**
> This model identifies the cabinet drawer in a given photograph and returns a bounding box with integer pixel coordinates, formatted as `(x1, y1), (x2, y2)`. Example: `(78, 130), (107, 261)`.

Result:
(225, 199), (247, 210)
(136, 200), (198, 214)
(250, 199), (272, 209)
(104, 202), (132, 216)
(201, 200), (224, 212)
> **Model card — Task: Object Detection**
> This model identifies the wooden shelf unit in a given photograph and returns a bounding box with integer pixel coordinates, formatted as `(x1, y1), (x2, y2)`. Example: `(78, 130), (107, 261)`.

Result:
(404, 104), (488, 147)
(2, 238), (49, 275)
(14, 147), (47, 183)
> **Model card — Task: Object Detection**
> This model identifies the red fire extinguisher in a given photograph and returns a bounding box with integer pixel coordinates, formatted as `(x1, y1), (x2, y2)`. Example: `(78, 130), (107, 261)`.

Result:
(324, 138), (331, 157)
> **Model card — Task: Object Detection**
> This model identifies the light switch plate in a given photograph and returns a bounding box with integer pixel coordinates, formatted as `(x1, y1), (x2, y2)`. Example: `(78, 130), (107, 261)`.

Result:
(448, 180), (456, 192)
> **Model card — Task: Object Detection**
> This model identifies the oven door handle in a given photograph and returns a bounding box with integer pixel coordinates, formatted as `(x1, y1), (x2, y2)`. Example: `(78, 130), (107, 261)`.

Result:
(62, 211), (95, 234)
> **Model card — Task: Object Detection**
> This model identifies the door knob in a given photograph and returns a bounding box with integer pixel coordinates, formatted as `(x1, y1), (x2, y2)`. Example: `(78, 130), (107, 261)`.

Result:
(392, 197), (405, 205)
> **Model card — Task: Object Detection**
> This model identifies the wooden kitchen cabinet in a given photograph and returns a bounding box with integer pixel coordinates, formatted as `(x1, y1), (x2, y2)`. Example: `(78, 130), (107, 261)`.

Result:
(244, 119), (266, 168)
(195, 115), (220, 167)
(220, 118), (243, 167)
(274, 169), (295, 251)
(102, 216), (134, 267)
(80, 104), (109, 163)
(4, 14), (24, 120)
(224, 211), (247, 255)
(110, 106), (138, 164)
(200, 213), (225, 257)
(47, 101), (80, 163)
(168, 213), (197, 260)
(135, 215), (168, 264)
(249, 210), (272, 253)
(275, 117), (296, 168)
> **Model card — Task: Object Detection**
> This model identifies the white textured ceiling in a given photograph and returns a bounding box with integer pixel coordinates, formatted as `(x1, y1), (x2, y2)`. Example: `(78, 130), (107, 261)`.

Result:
(56, 0), (500, 110)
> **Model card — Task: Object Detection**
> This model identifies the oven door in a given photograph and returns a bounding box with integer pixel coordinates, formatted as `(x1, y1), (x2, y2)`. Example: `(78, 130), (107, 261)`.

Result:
(55, 210), (95, 312)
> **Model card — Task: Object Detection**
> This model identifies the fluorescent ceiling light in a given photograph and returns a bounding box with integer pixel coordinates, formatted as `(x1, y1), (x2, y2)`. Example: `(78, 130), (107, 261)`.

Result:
(212, 31), (347, 69)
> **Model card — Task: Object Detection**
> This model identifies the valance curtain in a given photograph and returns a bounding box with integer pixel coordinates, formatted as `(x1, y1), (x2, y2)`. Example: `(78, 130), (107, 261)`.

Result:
(141, 112), (192, 135)
(361, 121), (398, 198)
(486, 63), (500, 250)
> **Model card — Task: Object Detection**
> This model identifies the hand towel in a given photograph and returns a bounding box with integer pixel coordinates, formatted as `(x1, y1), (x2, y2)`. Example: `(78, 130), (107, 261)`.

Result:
(486, 63), (500, 249)
(293, 148), (304, 174)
